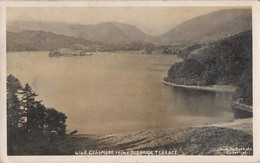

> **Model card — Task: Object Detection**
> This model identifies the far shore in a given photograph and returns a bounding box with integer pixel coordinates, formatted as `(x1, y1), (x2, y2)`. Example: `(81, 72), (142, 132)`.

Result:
(161, 80), (236, 93)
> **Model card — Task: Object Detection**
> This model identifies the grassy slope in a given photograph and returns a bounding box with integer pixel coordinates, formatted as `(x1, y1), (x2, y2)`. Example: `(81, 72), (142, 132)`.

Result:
(9, 125), (252, 155)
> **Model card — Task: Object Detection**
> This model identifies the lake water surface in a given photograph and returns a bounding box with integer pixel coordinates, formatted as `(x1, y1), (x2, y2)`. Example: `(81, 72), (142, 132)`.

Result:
(7, 51), (234, 134)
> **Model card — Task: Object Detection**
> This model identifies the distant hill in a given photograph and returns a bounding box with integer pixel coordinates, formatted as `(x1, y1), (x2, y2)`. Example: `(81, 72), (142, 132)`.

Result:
(111, 22), (155, 43)
(159, 9), (252, 45)
(7, 30), (156, 52)
(7, 9), (252, 50)
(7, 30), (103, 52)
(7, 21), (155, 44)
(7, 9), (251, 45)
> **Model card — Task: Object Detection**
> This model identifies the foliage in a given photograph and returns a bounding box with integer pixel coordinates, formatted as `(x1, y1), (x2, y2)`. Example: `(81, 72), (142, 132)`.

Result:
(6, 75), (24, 146)
(45, 108), (67, 135)
(161, 44), (201, 57)
(233, 62), (252, 105)
(165, 30), (252, 105)
(6, 74), (67, 154)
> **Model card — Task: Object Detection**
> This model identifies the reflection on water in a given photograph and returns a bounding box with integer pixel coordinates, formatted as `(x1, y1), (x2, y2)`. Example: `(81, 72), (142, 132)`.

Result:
(168, 86), (233, 117)
(7, 51), (234, 134)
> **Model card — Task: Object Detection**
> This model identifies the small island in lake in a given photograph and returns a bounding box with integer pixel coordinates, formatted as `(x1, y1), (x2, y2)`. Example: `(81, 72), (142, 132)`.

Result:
(49, 49), (92, 57)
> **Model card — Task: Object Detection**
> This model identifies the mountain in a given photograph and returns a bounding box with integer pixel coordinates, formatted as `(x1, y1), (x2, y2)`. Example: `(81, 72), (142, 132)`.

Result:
(111, 22), (155, 43)
(6, 9), (252, 47)
(7, 21), (154, 44)
(159, 9), (252, 45)
(6, 30), (104, 52)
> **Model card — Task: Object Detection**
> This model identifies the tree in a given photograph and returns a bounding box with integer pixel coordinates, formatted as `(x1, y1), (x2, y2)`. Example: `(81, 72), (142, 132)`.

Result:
(7, 74), (68, 154)
(45, 108), (67, 136)
(7, 75), (23, 136)
(21, 83), (42, 133)
(6, 74), (25, 154)
(35, 103), (47, 131)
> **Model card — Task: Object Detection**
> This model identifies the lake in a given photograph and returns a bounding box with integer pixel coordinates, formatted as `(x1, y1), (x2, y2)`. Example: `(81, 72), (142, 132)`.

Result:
(7, 51), (234, 134)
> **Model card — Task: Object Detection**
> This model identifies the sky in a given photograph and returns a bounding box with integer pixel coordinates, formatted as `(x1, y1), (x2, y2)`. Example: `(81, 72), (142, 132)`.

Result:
(7, 7), (247, 36)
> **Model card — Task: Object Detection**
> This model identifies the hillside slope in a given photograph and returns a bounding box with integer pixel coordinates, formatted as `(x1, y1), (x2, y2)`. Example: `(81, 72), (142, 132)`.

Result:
(159, 9), (251, 45)
(7, 30), (103, 51)
(164, 30), (252, 105)
(112, 22), (155, 43)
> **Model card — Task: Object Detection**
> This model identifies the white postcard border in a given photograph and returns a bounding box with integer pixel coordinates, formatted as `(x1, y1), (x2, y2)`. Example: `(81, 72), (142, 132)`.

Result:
(0, 1), (260, 163)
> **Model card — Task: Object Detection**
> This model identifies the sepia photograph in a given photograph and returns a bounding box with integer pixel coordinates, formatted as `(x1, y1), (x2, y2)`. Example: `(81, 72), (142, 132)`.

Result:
(1, 1), (260, 162)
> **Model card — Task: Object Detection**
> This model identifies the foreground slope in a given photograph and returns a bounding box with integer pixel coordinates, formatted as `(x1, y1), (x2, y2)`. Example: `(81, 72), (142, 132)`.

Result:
(9, 125), (252, 155)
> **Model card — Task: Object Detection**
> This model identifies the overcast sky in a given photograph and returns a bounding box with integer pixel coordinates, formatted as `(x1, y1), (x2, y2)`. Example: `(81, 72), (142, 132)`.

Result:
(7, 7), (247, 36)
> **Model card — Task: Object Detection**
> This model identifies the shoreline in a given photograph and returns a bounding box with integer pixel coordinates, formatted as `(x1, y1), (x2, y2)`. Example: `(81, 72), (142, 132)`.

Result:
(199, 118), (252, 135)
(231, 100), (252, 113)
(161, 80), (236, 93)
(161, 79), (252, 136)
